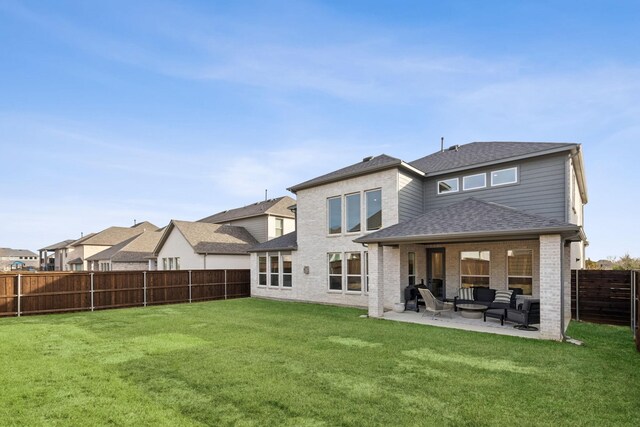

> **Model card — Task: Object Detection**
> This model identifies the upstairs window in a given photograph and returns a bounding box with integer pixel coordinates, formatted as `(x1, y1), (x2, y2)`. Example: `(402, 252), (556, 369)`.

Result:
(491, 167), (518, 186)
(437, 178), (459, 194)
(365, 189), (382, 230)
(275, 218), (284, 237)
(328, 197), (342, 234)
(345, 193), (361, 233)
(463, 173), (486, 191)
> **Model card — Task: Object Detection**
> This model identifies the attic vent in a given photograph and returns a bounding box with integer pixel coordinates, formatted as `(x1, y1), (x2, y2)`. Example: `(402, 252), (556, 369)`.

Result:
(448, 145), (460, 152)
(362, 156), (374, 162)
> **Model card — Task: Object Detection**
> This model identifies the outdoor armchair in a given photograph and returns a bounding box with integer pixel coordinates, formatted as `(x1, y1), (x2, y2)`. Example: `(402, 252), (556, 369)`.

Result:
(418, 288), (454, 319)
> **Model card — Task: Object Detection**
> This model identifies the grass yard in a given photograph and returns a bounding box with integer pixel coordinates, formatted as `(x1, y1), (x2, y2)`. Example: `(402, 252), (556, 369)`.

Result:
(0, 298), (638, 426)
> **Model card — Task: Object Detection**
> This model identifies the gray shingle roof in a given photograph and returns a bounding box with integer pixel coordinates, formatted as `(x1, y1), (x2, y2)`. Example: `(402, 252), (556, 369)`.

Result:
(248, 231), (297, 252)
(168, 220), (258, 255)
(288, 154), (412, 193)
(199, 196), (296, 223)
(74, 222), (159, 246)
(410, 141), (576, 175)
(355, 198), (582, 244)
(39, 239), (75, 251)
(0, 248), (38, 257)
(86, 230), (163, 263)
(67, 257), (83, 265)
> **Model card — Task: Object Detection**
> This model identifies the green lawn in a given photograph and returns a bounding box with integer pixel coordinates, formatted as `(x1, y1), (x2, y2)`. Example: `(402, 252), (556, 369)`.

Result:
(0, 298), (638, 426)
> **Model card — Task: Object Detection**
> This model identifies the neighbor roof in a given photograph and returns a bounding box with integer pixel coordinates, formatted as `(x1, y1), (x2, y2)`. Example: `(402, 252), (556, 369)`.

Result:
(39, 239), (75, 251)
(248, 231), (297, 252)
(73, 222), (158, 247)
(355, 198), (584, 244)
(67, 257), (83, 265)
(199, 196), (296, 223)
(288, 154), (425, 193)
(409, 141), (577, 175)
(0, 248), (38, 257)
(156, 220), (258, 255)
(86, 230), (163, 263)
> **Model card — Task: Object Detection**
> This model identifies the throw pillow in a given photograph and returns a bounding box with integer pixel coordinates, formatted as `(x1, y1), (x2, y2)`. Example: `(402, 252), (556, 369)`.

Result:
(459, 288), (474, 300)
(493, 290), (513, 304)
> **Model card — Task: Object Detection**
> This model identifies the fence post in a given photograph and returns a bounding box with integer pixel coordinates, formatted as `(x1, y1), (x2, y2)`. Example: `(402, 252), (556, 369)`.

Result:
(90, 273), (94, 312)
(188, 270), (192, 303)
(225, 270), (228, 300)
(143, 271), (147, 307)
(575, 269), (580, 321)
(17, 274), (21, 317)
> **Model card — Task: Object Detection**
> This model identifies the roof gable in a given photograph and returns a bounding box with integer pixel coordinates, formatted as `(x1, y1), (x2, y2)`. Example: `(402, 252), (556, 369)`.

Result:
(75, 222), (159, 247)
(199, 196), (296, 223)
(288, 154), (423, 193)
(157, 220), (258, 255)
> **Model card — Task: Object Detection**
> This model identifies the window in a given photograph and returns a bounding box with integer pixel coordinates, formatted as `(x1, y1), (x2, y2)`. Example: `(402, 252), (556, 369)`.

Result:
(463, 173), (486, 191)
(491, 167), (517, 186)
(365, 189), (382, 230)
(168, 258), (174, 270)
(258, 256), (267, 286)
(328, 253), (342, 290)
(275, 218), (284, 237)
(345, 193), (361, 233)
(346, 252), (362, 292)
(437, 178), (459, 194)
(508, 249), (533, 295)
(282, 254), (292, 287)
(175, 257), (180, 270)
(328, 197), (342, 234)
(270, 255), (279, 287)
(408, 252), (416, 286)
(162, 258), (167, 270)
(460, 251), (490, 288)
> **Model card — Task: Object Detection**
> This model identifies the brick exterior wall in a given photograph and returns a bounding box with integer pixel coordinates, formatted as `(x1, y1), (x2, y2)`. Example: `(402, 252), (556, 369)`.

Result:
(539, 234), (563, 340)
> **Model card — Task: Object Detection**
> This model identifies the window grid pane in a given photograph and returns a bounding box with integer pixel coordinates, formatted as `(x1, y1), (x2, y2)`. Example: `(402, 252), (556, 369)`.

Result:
(345, 193), (361, 233)
(366, 189), (382, 230)
(328, 197), (342, 234)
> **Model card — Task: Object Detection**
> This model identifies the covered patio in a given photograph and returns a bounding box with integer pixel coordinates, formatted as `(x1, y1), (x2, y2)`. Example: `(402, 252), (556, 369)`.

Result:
(356, 198), (585, 341)
(383, 308), (542, 339)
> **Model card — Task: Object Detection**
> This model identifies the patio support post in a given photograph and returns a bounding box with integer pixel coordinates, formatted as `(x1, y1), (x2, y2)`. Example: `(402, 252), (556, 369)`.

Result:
(539, 234), (563, 340)
(563, 241), (572, 332)
(367, 244), (384, 318)
(382, 245), (401, 309)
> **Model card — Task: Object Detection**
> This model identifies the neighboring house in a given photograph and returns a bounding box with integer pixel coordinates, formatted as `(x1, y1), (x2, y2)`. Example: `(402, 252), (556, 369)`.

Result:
(65, 221), (159, 271)
(199, 196), (296, 243)
(86, 229), (164, 271)
(250, 141), (588, 341)
(38, 239), (75, 271)
(0, 248), (39, 271)
(154, 220), (258, 270)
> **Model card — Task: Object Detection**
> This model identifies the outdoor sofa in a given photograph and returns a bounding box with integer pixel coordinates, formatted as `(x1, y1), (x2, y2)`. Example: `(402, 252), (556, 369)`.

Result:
(453, 286), (523, 311)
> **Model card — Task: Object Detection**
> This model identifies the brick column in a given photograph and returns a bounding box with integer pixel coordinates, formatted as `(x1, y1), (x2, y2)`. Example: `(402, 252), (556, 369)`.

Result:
(368, 244), (384, 318)
(540, 234), (563, 340)
(382, 246), (401, 309)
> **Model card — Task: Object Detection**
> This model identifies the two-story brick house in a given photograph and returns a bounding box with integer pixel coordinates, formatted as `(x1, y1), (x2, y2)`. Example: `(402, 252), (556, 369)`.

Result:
(250, 142), (587, 341)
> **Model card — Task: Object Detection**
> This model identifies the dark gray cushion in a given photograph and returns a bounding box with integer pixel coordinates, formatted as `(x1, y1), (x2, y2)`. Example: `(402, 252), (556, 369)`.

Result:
(475, 287), (496, 302)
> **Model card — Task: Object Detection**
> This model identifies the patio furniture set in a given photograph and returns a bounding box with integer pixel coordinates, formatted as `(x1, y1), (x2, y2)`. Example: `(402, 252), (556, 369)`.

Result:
(405, 284), (540, 331)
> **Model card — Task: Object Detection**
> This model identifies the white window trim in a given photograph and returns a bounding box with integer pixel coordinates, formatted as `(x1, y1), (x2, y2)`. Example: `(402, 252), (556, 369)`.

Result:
(364, 188), (382, 231)
(491, 167), (518, 187)
(345, 252), (363, 294)
(327, 196), (342, 236)
(345, 192), (362, 235)
(462, 173), (487, 191)
(328, 252), (343, 292)
(460, 250), (491, 287)
(437, 178), (459, 195)
(408, 252), (416, 286)
(258, 254), (268, 287)
(258, 251), (293, 289)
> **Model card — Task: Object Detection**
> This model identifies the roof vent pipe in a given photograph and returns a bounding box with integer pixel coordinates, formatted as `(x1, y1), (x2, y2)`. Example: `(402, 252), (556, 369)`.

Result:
(441, 137), (444, 152)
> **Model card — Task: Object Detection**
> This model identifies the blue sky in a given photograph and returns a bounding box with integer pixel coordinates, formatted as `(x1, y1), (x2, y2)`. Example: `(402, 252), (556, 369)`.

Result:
(1, 0), (639, 260)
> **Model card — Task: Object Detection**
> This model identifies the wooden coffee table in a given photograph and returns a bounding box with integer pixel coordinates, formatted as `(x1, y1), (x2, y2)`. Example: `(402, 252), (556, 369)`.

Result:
(456, 303), (487, 319)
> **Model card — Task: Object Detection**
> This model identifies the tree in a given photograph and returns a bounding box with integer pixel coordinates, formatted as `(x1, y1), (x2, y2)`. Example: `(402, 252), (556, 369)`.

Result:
(611, 253), (640, 271)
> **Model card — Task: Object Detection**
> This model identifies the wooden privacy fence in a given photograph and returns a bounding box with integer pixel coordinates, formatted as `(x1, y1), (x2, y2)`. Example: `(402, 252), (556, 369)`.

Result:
(0, 269), (250, 317)
(571, 270), (638, 327)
